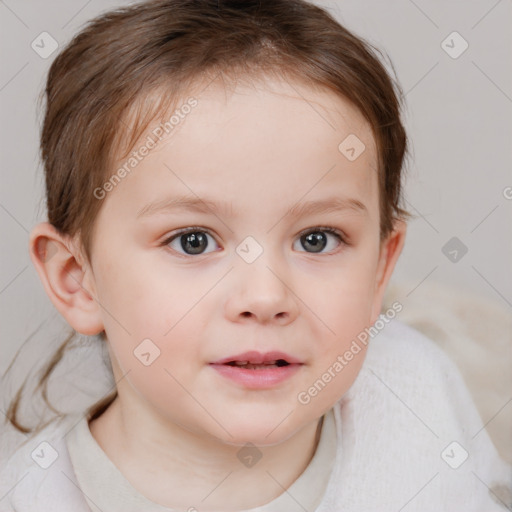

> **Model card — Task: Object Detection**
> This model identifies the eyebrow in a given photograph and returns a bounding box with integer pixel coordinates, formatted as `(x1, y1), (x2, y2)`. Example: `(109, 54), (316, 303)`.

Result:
(136, 195), (368, 219)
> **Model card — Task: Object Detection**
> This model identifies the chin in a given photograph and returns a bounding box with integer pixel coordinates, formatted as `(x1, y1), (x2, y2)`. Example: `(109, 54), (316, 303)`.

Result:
(207, 416), (303, 448)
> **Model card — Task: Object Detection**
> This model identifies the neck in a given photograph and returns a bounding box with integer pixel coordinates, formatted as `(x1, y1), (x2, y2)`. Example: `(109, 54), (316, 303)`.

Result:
(89, 396), (324, 511)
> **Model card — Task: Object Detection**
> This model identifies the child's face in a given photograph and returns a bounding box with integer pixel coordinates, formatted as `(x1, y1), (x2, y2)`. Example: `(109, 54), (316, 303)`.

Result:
(81, 76), (405, 445)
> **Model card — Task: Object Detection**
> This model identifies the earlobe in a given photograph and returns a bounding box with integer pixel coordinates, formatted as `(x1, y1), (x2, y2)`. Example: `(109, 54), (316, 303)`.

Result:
(29, 222), (104, 336)
(370, 220), (407, 323)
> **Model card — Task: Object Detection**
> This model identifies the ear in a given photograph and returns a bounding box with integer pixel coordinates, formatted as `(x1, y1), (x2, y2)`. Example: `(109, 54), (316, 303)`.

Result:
(370, 219), (407, 323)
(29, 222), (104, 336)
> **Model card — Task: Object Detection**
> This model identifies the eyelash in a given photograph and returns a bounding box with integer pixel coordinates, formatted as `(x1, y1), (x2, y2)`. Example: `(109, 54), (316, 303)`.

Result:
(159, 226), (347, 257)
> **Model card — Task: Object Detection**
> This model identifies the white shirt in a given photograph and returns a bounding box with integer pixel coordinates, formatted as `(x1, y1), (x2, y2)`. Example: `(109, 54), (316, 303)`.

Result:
(1, 319), (511, 511)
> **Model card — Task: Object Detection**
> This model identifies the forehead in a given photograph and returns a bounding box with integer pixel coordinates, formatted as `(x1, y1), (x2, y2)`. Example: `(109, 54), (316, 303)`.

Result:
(177, 74), (376, 162)
(101, 75), (379, 225)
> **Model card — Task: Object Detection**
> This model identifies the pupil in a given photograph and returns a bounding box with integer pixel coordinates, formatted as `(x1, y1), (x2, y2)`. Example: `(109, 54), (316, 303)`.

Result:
(181, 232), (207, 254)
(302, 232), (326, 253)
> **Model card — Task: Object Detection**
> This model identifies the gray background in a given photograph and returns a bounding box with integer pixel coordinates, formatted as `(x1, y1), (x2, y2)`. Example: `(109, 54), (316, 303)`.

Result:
(1, 1), (511, 419)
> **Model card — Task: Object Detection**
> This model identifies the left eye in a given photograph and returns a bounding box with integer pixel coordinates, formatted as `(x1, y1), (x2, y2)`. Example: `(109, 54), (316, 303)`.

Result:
(165, 229), (219, 256)
(293, 228), (344, 254)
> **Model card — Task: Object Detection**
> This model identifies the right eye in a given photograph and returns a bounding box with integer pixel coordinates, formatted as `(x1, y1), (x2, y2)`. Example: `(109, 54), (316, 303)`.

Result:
(162, 228), (220, 256)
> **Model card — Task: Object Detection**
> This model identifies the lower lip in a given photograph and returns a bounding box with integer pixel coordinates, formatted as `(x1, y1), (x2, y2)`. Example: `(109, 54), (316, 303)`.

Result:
(209, 363), (302, 389)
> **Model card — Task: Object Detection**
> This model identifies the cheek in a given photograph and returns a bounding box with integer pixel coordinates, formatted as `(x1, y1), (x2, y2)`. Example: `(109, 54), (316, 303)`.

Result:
(102, 305), (206, 390)
(295, 260), (376, 405)
(94, 250), (214, 336)
(106, 321), (203, 420)
(304, 257), (377, 335)
(96, 258), (210, 378)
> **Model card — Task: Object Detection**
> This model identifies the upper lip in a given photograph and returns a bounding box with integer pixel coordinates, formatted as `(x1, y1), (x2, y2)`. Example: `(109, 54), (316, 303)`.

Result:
(210, 350), (302, 365)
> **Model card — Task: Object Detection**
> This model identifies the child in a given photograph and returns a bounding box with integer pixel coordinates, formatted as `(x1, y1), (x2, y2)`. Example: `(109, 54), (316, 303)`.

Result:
(1, 0), (510, 510)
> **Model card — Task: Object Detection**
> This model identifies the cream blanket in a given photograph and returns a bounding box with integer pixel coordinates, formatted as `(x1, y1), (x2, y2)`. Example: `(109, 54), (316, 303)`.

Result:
(383, 279), (512, 464)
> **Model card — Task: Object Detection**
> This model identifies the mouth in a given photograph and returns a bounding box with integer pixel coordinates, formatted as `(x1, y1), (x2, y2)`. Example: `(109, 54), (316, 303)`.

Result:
(224, 359), (291, 370)
(209, 351), (303, 388)
(210, 350), (302, 367)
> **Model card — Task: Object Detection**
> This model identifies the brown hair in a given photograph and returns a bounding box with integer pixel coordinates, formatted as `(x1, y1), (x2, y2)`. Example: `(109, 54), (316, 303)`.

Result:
(5, 0), (412, 435)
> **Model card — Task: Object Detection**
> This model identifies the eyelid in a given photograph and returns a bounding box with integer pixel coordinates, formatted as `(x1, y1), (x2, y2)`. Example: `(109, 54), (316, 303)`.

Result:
(296, 225), (346, 243)
(162, 226), (216, 241)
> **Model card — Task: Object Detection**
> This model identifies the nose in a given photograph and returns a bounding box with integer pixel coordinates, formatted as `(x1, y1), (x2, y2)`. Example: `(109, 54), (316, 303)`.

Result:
(225, 252), (299, 326)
